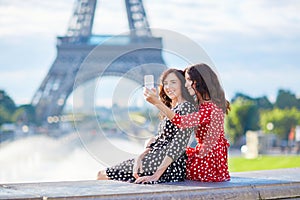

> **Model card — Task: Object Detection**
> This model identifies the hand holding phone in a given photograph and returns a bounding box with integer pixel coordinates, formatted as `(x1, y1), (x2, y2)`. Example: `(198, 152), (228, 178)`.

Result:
(144, 75), (154, 89)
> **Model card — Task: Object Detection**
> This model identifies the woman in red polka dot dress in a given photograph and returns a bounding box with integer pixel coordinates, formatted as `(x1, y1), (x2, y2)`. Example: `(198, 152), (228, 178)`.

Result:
(144, 63), (231, 182)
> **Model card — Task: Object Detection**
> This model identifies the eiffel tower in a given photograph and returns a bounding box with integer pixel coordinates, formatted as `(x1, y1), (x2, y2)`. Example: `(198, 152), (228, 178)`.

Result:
(31, 0), (166, 123)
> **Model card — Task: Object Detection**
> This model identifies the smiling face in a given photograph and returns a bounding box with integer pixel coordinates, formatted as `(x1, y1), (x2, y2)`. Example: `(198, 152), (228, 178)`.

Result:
(163, 72), (182, 102)
(184, 71), (196, 96)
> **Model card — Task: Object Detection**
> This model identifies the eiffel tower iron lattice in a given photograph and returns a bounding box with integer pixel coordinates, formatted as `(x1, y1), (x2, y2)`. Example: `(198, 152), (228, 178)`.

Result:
(31, 0), (166, 124)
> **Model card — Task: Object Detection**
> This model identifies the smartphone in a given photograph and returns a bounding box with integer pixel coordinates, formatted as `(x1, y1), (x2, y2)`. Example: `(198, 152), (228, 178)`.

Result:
(144, 75), (154, 89)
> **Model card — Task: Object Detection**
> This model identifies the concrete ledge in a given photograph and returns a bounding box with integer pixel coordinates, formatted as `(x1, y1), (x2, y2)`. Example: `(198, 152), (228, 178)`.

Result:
(1, 168), (300, 200)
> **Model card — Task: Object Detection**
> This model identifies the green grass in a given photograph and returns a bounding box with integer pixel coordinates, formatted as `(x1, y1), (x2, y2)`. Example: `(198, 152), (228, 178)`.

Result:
(228, 155), (300, 172)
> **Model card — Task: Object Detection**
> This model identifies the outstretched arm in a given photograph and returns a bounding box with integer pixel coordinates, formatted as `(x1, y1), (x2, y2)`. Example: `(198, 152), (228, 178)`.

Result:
(144, 88), (176, 120)
(144, 87), (203, 129)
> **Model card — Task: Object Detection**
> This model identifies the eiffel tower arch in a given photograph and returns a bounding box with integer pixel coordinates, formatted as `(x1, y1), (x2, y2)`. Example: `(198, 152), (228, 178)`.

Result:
(31, 0), (166, 123)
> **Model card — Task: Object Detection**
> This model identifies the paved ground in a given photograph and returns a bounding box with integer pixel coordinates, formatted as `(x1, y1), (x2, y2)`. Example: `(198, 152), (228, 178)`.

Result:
(0, 168), (300, 199)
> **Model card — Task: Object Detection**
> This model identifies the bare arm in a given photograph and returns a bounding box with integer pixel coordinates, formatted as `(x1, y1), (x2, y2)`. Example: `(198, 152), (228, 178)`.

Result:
(134, 101), (195, 184)
(133, 147), (151, 179)
(144, 88), (176, 120)
(152, 156), (173, 179)
(144, 87), (201, 129)
(134, 155), (173, 184)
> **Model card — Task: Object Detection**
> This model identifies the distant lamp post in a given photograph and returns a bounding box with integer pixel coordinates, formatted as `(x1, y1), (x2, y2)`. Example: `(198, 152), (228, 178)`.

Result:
(241, 145), (248, 154)
(22, 125), (29, 133)
(266, 122), (274, 131)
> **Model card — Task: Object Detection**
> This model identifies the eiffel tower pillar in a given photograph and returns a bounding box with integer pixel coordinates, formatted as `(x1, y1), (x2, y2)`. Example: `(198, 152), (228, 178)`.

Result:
(31, 0), (166, 125)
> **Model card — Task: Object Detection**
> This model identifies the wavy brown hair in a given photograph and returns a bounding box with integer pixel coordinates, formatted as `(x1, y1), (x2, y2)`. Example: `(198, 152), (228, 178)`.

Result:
(185, 63), (230, 114)
(159, 68), (195, 108)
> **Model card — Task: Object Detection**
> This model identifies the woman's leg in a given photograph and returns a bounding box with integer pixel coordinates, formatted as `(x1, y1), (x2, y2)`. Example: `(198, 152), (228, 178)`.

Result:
(97, 170), (110, 180)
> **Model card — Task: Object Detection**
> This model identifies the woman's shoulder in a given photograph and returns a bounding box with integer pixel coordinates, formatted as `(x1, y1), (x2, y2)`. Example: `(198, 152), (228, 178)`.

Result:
(201, 101), (218, 108)
(177, 101), (197, 114)
(180, 101), (196, 108)
(201, 101), (223, 113)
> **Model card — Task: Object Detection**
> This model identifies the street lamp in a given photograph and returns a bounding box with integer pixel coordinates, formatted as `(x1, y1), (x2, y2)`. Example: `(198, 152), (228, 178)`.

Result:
(266, 122), (274, 131)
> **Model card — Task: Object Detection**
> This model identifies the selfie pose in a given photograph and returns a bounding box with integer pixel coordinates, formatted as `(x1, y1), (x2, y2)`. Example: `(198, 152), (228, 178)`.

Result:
(97, 69), (196, 184)
(144, 63), (231, 182)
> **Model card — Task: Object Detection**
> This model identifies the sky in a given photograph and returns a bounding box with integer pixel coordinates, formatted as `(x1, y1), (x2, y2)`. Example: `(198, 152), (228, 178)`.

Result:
(1, 0), (300, 107)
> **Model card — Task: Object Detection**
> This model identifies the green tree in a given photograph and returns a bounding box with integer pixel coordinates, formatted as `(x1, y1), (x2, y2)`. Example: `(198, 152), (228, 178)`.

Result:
(231, 93), (273, 110)
(225, 97), (260, 145)
(260, 108), (300, 139)
(0, 105), (12, 125)
(0, 90), (16, 113)
(256, 96), (273, 110)
(12, 104), (36, 124)
(0, 90), (16, 125)
(275, 89), (298, 109)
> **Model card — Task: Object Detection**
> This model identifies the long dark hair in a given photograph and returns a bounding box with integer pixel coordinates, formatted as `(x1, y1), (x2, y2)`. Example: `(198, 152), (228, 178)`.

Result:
(185, 63), (230, 114)
(159, 68), (194, 108)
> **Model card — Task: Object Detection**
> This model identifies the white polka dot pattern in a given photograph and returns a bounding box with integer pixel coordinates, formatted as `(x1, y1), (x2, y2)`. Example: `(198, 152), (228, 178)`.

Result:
(171, 102), (231, 182)
(106, 101), (196, 184)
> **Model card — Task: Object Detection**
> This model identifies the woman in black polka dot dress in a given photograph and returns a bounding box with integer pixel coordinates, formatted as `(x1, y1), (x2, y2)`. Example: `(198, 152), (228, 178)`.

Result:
(97, 69), (196, 184)
(144, 63), (231, 182)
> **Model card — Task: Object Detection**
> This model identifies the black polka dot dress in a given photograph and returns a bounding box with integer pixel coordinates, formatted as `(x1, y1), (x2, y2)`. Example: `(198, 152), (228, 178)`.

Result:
(106, 101), (196, 184)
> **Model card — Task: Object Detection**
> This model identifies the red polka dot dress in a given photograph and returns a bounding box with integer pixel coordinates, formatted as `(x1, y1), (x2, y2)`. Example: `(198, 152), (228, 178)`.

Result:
(171, 102), (230, 182)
